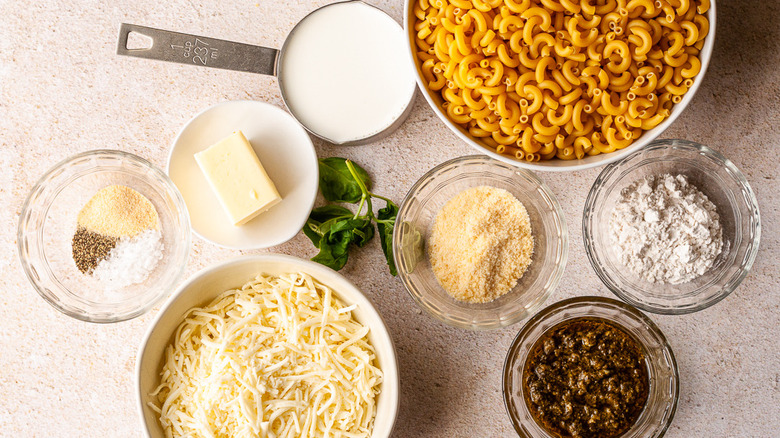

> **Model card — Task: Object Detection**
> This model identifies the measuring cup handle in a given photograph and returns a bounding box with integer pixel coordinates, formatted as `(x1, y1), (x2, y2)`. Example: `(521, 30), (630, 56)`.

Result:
(116, 23), (279, 76)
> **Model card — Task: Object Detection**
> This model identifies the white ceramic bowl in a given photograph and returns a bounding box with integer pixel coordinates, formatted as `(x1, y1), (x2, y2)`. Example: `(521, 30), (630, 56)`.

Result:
(403, 1), (717, 172)
(168, 100), (319, 249)
(136, 254), (399, 437)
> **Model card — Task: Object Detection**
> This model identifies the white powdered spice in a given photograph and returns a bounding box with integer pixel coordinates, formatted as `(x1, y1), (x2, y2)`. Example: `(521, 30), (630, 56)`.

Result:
(92, 228), (164, 290)
(609, 174), (723, 284)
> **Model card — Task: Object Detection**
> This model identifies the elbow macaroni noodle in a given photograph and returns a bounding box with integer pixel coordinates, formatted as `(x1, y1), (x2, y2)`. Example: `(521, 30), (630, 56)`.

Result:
(414, 0), (709, 161)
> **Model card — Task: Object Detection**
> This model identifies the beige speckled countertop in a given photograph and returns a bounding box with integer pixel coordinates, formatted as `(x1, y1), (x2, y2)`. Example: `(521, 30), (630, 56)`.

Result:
(1, 1), (778, 436)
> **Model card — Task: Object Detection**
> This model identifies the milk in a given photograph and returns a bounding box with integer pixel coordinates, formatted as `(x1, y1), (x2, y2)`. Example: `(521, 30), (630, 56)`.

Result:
(280, 2), (416, 143)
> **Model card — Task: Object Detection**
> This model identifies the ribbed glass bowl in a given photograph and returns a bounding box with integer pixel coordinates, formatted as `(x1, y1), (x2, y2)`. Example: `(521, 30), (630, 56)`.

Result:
(17, 150), (191, 323)
(503, 297), (679, 438)
(392, 155), (568, 330)
(583, 139), (761, 314)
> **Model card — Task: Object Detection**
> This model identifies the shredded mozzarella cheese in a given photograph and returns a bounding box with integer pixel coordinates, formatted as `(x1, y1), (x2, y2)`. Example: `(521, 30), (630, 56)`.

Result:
(150, 272), (383, 438)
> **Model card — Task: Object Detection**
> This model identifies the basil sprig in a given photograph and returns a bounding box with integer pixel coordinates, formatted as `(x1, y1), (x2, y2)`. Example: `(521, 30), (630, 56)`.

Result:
(303, 158), (398, 275)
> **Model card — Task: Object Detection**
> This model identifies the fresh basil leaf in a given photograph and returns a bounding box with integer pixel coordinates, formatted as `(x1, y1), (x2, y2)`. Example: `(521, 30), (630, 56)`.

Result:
(311, 232), (351, 271)
(352, 221), (375, 248)
(329, 218), (374, 248)
(321, 215), (366, 244)
(318, 157), (372, 203)
(303, 205), (353, 247)
(303, 218), (322, 247)
(377, 202), (399, 276)
(311, 217), (376, 271)
(309, 205), (353, 222)
(304, 157), (399, 274)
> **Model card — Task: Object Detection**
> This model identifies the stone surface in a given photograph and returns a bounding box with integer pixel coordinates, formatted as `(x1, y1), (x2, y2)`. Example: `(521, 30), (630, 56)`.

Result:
(0, 1), (778, 437)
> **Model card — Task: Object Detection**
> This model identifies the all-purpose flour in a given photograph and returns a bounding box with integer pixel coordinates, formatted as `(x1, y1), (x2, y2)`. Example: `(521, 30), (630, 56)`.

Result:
(609, 174), (723, 284)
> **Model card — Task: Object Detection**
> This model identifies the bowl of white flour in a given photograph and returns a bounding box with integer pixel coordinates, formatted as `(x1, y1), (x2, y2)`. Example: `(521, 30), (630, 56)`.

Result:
(583, 139), (761, 314)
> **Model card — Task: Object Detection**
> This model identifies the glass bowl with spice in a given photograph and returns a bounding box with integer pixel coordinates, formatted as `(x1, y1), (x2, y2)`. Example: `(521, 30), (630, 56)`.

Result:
(18, 150), (191, 323)
(583, 139), (761, 314)
(393, 155), (568, 330)
(503, 296), (679, 438)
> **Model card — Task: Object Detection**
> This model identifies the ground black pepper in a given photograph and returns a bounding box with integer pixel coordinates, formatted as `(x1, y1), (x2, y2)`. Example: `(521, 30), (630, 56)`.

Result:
(523, 318), (649, 438)
(72, 227), (117, 273)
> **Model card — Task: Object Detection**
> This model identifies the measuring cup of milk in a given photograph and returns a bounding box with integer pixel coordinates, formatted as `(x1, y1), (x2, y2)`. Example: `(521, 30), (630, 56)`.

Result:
(117, 1), (416, 145)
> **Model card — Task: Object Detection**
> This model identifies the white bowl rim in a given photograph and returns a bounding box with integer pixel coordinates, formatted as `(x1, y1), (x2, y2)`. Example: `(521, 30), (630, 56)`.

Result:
(135, 253), (400, 438)
(402, 0), (717, 172)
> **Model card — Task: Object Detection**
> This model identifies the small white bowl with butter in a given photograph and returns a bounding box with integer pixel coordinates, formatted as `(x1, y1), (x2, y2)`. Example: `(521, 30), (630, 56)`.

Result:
(168, 100), (318, 249)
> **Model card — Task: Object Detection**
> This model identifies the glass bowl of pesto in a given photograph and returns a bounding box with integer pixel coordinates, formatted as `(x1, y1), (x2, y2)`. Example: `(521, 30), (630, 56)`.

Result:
(503, 297), (679, 438)
(583, 139), (761, 314)
(393, 155), (568, 330)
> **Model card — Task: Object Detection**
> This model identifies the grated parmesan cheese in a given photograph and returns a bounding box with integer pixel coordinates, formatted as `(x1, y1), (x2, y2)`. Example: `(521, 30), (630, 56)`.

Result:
(429, 186), (534, 303)
(150, 272), (383, 438)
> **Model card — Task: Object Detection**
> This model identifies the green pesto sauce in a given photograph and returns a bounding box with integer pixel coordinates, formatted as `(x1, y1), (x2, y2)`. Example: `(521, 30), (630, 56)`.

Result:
(523, 318), (649, 438)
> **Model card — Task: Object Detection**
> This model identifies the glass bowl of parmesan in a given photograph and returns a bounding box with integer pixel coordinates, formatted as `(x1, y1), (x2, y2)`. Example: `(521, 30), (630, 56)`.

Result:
(18, 150), (191, 323)
(393, 155), (568, 330)
(583, 139), (761, 314)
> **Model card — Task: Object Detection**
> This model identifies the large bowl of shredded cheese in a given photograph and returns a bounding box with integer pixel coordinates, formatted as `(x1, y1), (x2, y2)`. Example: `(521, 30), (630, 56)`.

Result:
(136, 254), (399, 438)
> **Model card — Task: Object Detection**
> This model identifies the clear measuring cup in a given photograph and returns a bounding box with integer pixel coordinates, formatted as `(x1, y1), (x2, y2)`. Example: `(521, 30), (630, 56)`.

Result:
(117, 1), (416, 146)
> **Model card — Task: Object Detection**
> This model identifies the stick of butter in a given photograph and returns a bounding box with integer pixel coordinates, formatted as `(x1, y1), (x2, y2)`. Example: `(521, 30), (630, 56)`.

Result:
(194, 131), (281, 226)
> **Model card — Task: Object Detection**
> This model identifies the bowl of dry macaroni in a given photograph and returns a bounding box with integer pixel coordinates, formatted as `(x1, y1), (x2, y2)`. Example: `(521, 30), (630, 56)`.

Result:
(136, 254), (399, 438)
(404, 0), (716, 171)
